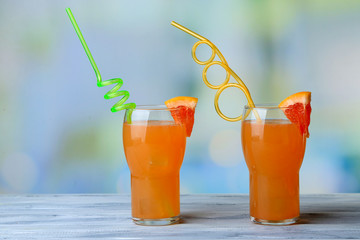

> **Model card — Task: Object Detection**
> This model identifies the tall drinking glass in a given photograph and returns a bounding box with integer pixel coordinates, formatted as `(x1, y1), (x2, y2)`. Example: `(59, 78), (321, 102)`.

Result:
(123, 105), (187, 226)
(241, 105), (306, 225)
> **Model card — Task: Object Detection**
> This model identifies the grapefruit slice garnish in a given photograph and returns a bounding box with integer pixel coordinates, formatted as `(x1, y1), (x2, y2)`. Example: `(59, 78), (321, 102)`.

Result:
(279, 91), (312, 138)
(165, 96), (198, 137)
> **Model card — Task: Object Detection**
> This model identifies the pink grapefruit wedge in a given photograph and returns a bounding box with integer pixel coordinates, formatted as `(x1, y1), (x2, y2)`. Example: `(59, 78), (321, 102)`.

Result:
(165, 96), (198, 137)
(279, 91), (312, 138)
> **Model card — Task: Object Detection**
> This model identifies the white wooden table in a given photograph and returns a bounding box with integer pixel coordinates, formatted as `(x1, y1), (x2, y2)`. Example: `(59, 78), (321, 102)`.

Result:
(0, 194), (359, 239)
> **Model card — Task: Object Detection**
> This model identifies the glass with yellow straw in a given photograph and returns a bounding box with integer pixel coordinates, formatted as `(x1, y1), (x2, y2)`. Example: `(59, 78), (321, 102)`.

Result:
(172, 21), (311, 225)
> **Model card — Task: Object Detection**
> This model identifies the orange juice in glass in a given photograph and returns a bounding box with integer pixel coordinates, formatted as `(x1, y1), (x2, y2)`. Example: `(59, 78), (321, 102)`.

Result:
(241, 105), (307, 225)
(123, 99), (196, 226)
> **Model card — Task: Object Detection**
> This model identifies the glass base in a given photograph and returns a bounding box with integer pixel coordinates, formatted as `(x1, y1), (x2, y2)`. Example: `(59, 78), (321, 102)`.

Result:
(132, 215), (180, 226)
(251, 216), (299, 225)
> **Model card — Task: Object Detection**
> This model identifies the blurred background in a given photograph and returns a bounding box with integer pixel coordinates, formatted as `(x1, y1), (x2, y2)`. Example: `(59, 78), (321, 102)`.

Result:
(0, 0), (359, 194)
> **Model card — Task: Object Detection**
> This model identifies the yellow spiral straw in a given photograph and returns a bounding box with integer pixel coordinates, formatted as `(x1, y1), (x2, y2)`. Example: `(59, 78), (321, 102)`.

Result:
(171, 21), (256, 122)
(66, 8), (136, 115)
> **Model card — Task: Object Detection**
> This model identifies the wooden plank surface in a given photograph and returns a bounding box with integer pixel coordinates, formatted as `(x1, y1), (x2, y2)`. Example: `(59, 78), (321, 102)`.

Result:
(0, 194), (359, 239)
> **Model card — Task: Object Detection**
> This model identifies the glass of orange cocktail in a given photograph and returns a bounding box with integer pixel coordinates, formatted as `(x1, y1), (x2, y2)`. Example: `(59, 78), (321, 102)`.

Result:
(123, 105), (186, 225)
(123, 97), (197, 226)
(241, 104), (307, 225)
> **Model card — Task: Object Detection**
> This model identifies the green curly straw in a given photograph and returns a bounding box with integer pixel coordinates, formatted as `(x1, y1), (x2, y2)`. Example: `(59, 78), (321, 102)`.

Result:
(65, 8), (136, 120)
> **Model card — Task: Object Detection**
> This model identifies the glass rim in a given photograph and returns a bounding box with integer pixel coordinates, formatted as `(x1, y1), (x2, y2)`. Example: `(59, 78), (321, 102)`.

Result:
(131, 105), (173, 111)
(244, 103), (289, 110)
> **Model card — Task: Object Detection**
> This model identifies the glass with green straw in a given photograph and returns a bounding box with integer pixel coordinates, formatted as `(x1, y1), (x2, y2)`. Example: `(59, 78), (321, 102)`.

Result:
(65, 8), (189, 226)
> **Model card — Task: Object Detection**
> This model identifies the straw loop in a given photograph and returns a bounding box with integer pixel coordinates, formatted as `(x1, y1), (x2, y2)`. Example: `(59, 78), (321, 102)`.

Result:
(214, 83), (247, 122)
(202, 61), (230, 89)
(191, 40), (216, 65)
